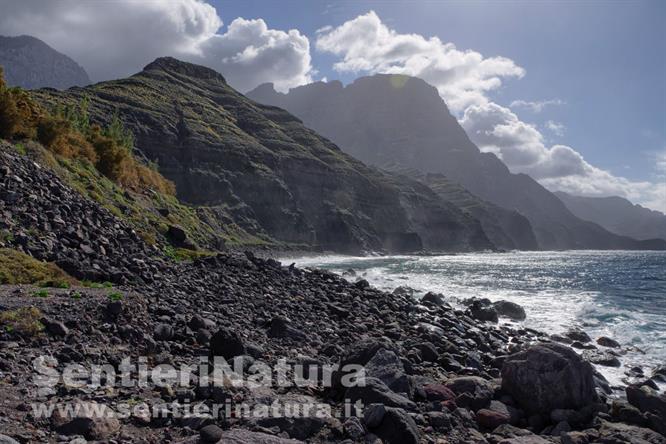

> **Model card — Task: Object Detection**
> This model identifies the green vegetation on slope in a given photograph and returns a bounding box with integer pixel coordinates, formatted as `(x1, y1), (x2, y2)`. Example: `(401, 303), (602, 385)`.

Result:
(0, 248), (77, 287)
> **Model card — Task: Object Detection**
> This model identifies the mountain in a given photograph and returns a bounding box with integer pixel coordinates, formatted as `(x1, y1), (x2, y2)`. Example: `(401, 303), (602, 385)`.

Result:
(32, 57), (493, 254)
(555, 192), (666, 241)
(0, 35), (90, 89)
(248, 75), (665, 250)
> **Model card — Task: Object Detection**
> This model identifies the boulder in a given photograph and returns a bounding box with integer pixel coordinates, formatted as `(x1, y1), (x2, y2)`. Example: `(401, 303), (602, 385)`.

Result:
(345, 377), (416, 410)
(423, 383), (456, 402)
(217, 429), (303, 443)
(596, 336), (621, 348)
(209, 328), (246, 361)
(199, 424), (224, 443)
(477, 408), (510, 429)
(493, 300), (526, 321)
(501, 343), (596, 414)
(564, 329), (591, 343)
(373, 407), (419, 444)
(53, 402), (120, 440)
(582, 349), (621, 367)
(626, 384), (666, 419)
(421, 292), (447, 306)
(468, 300), (498, 323)
(445, 376), (495, 411)
(267, 316), (306, 340)
(365, 348), (413, 397)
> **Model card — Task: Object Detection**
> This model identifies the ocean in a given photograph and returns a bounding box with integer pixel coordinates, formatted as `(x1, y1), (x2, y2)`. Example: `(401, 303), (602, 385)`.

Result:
(282, 250), (666, 388)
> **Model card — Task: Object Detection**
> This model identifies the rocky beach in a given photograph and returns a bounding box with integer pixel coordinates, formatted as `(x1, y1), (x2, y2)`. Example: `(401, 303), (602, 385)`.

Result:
(1, 145), (665, 443)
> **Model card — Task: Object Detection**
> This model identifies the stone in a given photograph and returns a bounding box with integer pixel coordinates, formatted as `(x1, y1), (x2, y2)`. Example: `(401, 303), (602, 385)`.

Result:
(363, 403), (386, 428)
(582, 349), (621, 367)
(476, 408), (510, 429)
(267, 316), (306, 340)
(468, 300), (498, 323)
(343, 416), (365, 439)
(199, 424), (224, 443)
(364, 348), (413, 396)
(345, 377), (416, 411)
(53, 402), (120, 440)
(209, 328), (246, 361)
(44, 319), (69, 337)
(501, 343), (596, 414)
(373, 407), (419, 444)
(421, 292), (447, 306)
(596, 336), (620, 348)
(564, 329), (591, 343)
(423, 384), (456, 402)
(0, 435), (19, 444)
(416, 342), (439, 362)
(153, 323), (174, 341)
(445, 376), (494, 411)
(493, 300), (526, 321)
(217, 429), (303, 443)
(626, 384), (666, 419)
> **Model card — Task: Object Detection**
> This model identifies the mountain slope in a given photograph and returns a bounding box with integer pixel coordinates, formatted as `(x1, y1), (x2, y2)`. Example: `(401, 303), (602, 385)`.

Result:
(555, 192), (666, 241)
(248, 75), (665, 250)
(33, 57), (493, 254)
(0, 35), (90, 89)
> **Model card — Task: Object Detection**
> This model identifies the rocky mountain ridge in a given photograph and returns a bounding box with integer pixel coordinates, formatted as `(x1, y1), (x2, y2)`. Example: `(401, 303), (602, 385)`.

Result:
(555, 191), (666, 241)
(0, 35), (90, 90)
(32, 57), (494, 254)
(248, 76), (665, 251)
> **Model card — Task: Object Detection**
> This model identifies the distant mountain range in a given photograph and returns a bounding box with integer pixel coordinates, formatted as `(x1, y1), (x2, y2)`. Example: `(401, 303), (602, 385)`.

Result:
(248, 76), (665, 250)
(32, 57), (495, 254)
(555, 192), (666, 241)
(0, 35), (90, 89)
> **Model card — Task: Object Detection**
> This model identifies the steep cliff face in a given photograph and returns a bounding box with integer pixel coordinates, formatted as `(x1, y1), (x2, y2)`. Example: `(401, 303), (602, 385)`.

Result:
(34, 58), (493, 253)
(0, 35), (90, 89)
(249, 75), (665, 250)
(556, 192), (666, 241)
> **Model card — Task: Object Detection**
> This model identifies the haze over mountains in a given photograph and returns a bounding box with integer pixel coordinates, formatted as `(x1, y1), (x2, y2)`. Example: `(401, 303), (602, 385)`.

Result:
(0, 35), (90, 89)
(556, 192), (666, 241)
(248, 76), (665, 250)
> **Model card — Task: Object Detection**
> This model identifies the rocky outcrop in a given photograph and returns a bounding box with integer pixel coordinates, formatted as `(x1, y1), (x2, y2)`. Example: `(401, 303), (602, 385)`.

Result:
(501, 343), (597, 414)
(33, 57), (493, 254)
(0, 35), (90, 89)
(248, 76), (666, 251)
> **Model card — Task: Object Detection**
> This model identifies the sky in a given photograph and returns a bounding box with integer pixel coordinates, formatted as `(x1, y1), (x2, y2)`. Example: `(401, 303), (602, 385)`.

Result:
(0, 0), (664, 211)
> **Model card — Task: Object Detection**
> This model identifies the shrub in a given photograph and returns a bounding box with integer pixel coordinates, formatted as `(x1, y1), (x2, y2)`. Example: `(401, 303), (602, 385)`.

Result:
(0, 248), (77, 287)
(0, 307), (44, 336)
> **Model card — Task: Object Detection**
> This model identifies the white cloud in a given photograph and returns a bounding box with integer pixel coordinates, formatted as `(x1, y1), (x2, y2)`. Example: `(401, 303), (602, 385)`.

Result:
(315, 10), (525, 112)
(194, 18), (312, 92)
(0, 0), (313, 92)
(545, 120), (565, 137)
(461, 103), (666, 211)
(510, 99), (565, 113)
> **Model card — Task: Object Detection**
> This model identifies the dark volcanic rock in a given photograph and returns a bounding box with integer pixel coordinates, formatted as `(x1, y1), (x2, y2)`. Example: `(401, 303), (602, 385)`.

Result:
(501, 343), (597, 414)
(373, 407), (419, 444)
(209, 328), (246, 361)
(493, 300), (527, 321)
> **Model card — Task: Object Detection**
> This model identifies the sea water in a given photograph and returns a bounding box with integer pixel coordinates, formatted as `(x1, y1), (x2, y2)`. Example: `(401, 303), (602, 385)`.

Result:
(283, 251), (666, 388)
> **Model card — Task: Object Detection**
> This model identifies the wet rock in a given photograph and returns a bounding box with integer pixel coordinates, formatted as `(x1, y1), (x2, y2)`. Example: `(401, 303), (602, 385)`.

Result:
(596, 336), (620, 348)
(582, 349), (621, 367)
(492, 300), (526, 321)
(468, 300), (498, 323)
(373, 407), (419, 444)
(626, 384), (666, 420)
(501, 343), (596, 414)
(564, 329), (591, 343)
(209, 327), (246, 360)
(421, 292), (446, 306)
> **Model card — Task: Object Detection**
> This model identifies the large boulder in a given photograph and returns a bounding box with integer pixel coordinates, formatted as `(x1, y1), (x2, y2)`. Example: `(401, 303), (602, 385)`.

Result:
(209, 328), (246, 361)
(345, 377), (416, 411)
(445, 376), (495, 411)
(493, 300), (526, 321)
(626, 384), (666, 422)
(52, 402), (120, 440)
(373, 407), (419, 444)
(501, 343), (596, 414)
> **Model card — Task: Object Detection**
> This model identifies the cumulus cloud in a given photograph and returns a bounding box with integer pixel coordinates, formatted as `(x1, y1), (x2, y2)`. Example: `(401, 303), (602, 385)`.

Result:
(315, 11), (525, 112)
(194, 18), (312, 92)
(0, 0), (313, 92)
(510, 99), (565, 113)
(461, 103), (666, 211)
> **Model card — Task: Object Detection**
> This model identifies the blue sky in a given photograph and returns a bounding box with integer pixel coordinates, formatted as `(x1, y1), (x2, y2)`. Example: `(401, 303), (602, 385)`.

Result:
(0, 0), (664, 210)
(217, 0), (665, 185)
